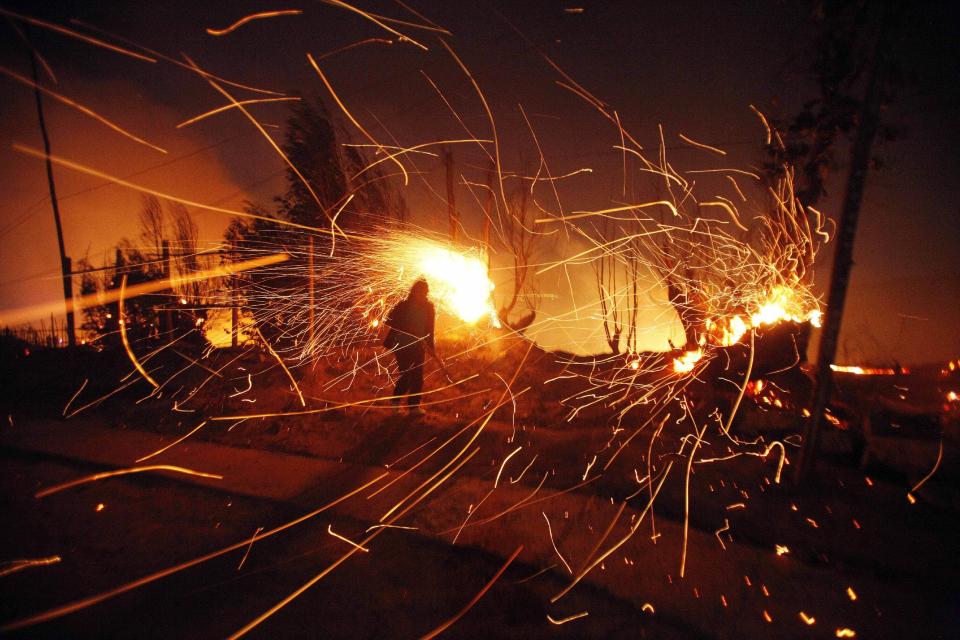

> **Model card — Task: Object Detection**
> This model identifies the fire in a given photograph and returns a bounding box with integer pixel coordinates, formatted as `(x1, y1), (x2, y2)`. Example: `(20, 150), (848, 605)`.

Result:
(673, 349), (703, 373)
(706, 285), (821, 347)
(203, 307), (255, 348)
(385, 239), (499, 326)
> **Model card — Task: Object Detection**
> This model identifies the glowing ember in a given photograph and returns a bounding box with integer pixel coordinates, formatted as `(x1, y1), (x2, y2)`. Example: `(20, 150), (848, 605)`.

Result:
(774, 544), (790, 556)
(836, 629), (857, 638)
(830, 364), (902, 375)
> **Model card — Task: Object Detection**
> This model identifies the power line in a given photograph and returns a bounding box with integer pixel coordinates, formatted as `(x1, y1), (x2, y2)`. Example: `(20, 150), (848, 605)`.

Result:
(0, 129), (259, 239)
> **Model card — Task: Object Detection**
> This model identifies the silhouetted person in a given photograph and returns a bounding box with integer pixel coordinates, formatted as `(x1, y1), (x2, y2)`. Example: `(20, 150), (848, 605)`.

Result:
(383, 279), (435, 415)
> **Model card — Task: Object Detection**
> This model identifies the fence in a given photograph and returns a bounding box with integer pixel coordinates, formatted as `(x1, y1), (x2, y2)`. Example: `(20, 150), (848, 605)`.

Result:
(2, 316), (71, 349)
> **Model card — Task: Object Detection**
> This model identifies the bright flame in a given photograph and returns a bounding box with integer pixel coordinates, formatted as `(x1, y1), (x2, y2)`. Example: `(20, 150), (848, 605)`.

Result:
(673, 349), (703, 373)
(204, 307), (255, 348)
(393, 240), (499, 326)
(707, 286), (820, 347)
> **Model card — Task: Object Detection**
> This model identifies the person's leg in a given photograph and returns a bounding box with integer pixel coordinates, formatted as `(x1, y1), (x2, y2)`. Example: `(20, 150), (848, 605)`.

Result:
(406, 347), (425, 408)
(394, 348), (413, 403)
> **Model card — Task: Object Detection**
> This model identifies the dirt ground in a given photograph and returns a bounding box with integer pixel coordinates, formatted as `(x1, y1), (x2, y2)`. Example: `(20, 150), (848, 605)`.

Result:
(1, 337), (959, 638)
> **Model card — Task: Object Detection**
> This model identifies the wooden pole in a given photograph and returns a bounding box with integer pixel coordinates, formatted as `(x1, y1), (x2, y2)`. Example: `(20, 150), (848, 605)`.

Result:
(162, 240), (173, 334)
(483, 160), (494, 273)
(231, 280), (239, 348)
(795, 4), (890, 483)
(30, 47), (75, 346)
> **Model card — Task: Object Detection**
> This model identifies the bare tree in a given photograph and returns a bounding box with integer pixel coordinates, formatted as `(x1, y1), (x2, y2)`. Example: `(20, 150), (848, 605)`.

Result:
(138, 195), (165, 258)
(595, 246), (622, 354)
(168, 203), (203, 303)
(497, 172), (539, 331)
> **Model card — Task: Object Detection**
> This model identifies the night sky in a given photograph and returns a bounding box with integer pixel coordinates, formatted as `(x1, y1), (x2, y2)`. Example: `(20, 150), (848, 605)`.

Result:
(1, 0), (958, 363)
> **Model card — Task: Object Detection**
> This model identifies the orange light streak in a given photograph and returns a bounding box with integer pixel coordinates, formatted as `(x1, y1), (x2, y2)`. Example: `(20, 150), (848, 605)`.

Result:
(0, 65), (166, 153)
(206, 9), (303, 36)
(255, 327), (306, 407)
(320, 0), (428, 50)
(714, 519), (730, 550)
(420, 545), (524, 639)
(12, 144), (336, 235)
(0, 473), (388, 633)
(135, 421), (209, 463)
(118, 275), (158, 389)
(552, 462), (674, 603)
(0, 249), (287, 328)
(308, 55), (409, 185)
(910, 437), (944, 495)
(326, 524), (370, 552)
(176, 97), (300, 128)
(547, 611), (589, 625)
(35, 465), (222, 498)
(230, 452), (477, 639)
(494, 446), (522, 488)
(0, 7), (156, 62)
(678, 133), (727, 156)
(680, 416), (707, 578)
(543, 512), (572, 574)
(0, 556), (61, 578)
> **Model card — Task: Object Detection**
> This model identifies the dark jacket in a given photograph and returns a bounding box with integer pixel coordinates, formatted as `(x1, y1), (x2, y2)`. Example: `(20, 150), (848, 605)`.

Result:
(384, 297), (435, 352)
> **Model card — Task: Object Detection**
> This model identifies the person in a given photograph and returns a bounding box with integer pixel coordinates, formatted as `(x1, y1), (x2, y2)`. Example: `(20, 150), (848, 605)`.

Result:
(383, 279), (436, 415)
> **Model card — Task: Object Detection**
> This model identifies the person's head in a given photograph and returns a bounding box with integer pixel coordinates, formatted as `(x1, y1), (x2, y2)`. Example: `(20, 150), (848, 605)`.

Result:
(409, 278), (429, 302)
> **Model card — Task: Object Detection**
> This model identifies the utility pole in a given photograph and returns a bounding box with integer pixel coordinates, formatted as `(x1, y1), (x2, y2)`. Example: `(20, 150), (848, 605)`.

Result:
(231, 245), (239, 348)
(795, 5), (890, 483)
(30, 47), (75, 346)
(162, 240), (173, 334)
(443, 148), (459, 241)
(483, 160), (494, 273)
